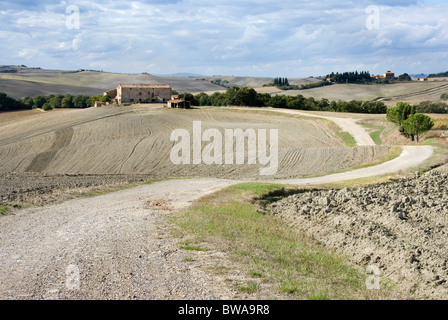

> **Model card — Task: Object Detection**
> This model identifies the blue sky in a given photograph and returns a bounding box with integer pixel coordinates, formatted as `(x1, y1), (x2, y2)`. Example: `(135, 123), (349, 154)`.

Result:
(0, 0), (447, 77)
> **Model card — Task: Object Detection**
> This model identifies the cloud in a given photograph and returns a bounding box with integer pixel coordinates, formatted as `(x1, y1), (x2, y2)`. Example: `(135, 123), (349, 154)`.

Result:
(0, 0), (447, 76)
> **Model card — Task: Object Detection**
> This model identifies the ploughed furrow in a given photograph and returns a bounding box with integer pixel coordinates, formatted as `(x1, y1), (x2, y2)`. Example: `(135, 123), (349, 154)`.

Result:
(390, 83), (448, 100)
(279, 148), (305, 172)
(0, 109), (132, 148)
(118, 118), (153, 174)
(277, 146), (391, 178)
(25, 127), (74, 173)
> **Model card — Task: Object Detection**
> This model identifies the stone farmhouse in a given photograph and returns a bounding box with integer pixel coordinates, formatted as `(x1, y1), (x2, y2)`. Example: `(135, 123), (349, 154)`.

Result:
(371, 70), (395, 81)
(167, 94), (190, 109)
(104, 84), (172, 105)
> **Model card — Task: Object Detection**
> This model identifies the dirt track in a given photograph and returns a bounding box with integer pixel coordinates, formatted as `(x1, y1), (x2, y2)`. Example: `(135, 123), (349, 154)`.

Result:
(0, 179), (240, 299)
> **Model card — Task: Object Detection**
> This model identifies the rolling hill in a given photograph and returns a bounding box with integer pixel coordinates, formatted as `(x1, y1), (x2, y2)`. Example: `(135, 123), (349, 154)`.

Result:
(1, 66), (447, 105)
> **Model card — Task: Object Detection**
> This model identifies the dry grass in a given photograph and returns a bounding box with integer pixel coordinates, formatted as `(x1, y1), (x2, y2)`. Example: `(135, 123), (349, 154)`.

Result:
(172, 183), (393, 300)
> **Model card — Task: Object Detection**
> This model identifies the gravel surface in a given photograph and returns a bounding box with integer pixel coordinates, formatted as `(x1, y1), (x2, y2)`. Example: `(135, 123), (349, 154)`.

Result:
(0, 179), (239, 300)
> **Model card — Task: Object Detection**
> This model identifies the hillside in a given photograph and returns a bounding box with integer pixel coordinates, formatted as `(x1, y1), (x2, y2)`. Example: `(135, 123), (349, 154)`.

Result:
(1, 66), (447, 105)
(0, 105), (391, 179)
(0, 66), (320, 99)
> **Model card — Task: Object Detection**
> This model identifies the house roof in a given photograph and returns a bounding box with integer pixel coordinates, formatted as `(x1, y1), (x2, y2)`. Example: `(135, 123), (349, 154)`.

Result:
(117, 84), (171, 89)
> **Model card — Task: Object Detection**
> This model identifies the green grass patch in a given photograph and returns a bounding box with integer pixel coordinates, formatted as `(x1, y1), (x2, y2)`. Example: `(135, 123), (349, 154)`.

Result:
(180, 244), (208, 251)
(359, 122), (386, 145)
(239, 281), (258, 294)
(0, 205), (10, 215)
(172, 182), (390, 299)
(336, 131), (357, 147)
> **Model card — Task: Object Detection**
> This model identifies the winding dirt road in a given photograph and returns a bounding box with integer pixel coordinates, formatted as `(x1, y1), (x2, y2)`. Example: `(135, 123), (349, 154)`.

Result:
(0, 108), (434, 300)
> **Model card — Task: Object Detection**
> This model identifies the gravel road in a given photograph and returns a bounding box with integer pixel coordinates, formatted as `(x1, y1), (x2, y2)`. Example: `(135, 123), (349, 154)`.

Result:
(229, 107), (376, 146)
(0, 179), (239, 300)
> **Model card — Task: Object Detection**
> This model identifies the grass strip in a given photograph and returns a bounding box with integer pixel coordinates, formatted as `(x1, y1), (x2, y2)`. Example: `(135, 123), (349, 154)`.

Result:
(172, 183), (391, 299)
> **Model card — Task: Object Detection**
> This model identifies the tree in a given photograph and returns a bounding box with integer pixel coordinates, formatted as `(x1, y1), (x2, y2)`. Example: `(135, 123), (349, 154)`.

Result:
(224, 86), (241, 106)
(61, 94), (74, 108)
(179, 93), (197, 106)
(268, 95), (287, 108)
(194, 92), (211, 106)
(401, 113), (434, 142)
(32, 95), (47, 109)
(387, 102), (415, 127)
(236, 87), (259, 106)
(387, 102), (417, 139)
(101, 95), (111, 103)
(49, 95), (64, 109)
(397, 73), (412, 82)
(42, 102), (53, 111)
(21, 97), (34, 109)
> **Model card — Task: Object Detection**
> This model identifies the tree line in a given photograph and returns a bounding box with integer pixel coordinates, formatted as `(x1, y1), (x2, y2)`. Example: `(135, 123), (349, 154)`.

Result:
(428, 71), (448, 78)
(180, 86), (387, 114)
(326, 71), (372, 84)
(0, 93), (109, 111)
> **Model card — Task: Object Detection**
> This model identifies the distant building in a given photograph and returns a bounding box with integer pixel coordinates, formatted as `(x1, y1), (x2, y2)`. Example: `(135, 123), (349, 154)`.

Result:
(418, 77), (428, 82)
(167, 94), (190, 109)
(104, 84), (172, 104)
(371, 71), (395, 82)
(384, 71), (395, 81)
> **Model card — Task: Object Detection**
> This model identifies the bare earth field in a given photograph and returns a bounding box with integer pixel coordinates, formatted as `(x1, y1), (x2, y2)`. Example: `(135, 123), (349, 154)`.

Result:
(0, 103), (444, 300)
(269, 170), (448, 299)
(0, 105), (391, 179)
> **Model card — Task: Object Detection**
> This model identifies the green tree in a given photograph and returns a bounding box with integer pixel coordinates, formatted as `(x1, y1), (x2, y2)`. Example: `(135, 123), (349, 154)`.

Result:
(387, 102), (415, 126)
(61, 94), (74, 108)
(101, 95), (111, 103)
(42, 102), (53, 111)
(21, 97), (34, 109)
(401, 113), (434, 142)
(236, 87), (258, 106)
(179, 93), (198, 106)
(397, 73), (412, 81)
(269, 95), (287, 108)
(49, 95), (64, 109)
(32, 95), (47, 109)
(387, 102), (416, 139)
(194, 92), (211, 106)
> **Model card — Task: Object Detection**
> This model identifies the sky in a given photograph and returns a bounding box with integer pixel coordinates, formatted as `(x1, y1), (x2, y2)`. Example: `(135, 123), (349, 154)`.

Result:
(0, 0), (447, 77)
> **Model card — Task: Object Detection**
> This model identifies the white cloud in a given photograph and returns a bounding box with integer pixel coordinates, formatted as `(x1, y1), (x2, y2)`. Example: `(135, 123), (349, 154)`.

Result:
(0, 0), (447, 76)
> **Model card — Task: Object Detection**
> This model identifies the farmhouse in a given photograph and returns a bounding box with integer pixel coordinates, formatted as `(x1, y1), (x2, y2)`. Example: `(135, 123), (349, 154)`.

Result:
(371, 70), (395, 81)
(104, 84), (172, 104)
(384, 71), (395, 81)
(167, 94), (191, 109)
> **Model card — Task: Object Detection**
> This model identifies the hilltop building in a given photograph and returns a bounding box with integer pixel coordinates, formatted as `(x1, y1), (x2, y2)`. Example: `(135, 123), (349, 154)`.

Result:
(104, 84), (172, 104)
(384, 71), (395, 81)
(371, 70), (395, 81)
